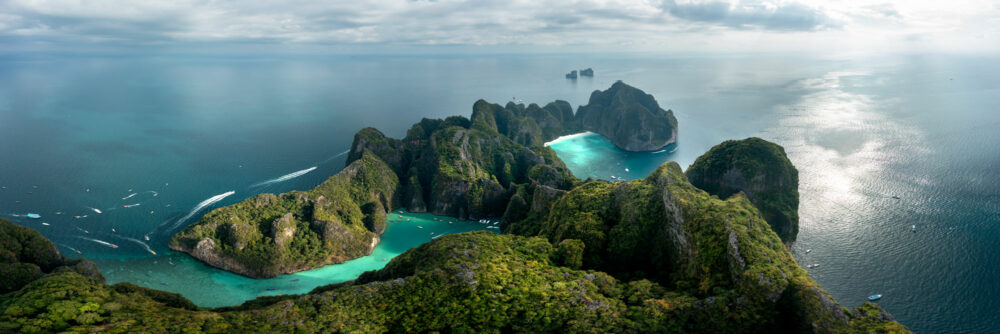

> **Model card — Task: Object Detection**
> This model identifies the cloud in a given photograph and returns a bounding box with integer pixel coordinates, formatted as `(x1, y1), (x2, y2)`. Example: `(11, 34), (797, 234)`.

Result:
(0, 0), (997, 54)
(661, 0), (841, 31)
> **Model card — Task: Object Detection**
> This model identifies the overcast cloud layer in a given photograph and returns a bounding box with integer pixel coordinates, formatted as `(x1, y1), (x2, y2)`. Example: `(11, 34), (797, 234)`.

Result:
(1, 0), (998, 55)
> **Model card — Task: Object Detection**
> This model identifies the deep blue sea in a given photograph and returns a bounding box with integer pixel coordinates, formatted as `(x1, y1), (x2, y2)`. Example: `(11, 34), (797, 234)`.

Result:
(0, 54), (997, 332)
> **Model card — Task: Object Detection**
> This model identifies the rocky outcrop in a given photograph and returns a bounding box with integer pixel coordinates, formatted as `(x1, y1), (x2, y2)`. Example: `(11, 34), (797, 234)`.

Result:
(685, 137), (800, 244)
(169, 153), (399, 278)
(347, 106), (579, 222)
(575, 81), (678, 151)
(0, 156), (909, 333)
(0, 218), (104, 293)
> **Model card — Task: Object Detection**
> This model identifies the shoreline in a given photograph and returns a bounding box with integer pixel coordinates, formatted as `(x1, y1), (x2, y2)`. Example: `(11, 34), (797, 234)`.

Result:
(542, 131), (594, 147)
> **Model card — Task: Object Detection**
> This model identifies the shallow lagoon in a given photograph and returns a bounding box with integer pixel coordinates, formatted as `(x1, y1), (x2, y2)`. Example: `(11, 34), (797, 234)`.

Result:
(93, 211), (497, 307)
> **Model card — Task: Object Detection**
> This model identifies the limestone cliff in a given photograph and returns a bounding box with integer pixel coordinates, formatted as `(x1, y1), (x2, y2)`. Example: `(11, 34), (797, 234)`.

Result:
(576, 81), (678, 151)
(685, 137), (800, 243)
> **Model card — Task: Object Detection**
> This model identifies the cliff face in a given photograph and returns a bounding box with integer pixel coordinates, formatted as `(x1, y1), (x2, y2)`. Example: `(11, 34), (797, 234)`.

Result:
(685, 137), (800, 244)
(510, 162), (904, 333)
(346, 106), (578, 222)
(0, 166), (910, 333)
(576, 81), (678, 151)
(168, 153), (399, 278)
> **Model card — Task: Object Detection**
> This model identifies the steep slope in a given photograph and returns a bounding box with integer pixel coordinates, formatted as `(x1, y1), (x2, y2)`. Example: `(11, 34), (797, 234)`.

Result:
(686, 137), (800, 243)
(347, 112), (578, 221)
(0, 219), (103, 294)
(576, 81), (678, 151)
(0, 195), (908, 333)
(513, 162), (907, 333)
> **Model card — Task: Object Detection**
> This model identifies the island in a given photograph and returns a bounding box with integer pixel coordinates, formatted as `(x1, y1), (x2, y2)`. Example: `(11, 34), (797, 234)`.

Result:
(566, 70), (577, 79)
(0, 160), (910, 332)
(580, 68), (594, 76)
(168, 81), (675, 278)
(576, 81), (678, 151)
(0, 82), (911, 332)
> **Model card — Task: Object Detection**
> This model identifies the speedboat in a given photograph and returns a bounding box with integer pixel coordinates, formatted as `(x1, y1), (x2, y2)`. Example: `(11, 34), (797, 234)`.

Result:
(26, 213), (41, 219)
(868, 294), (882, 301)
(911, 225), (916, 232)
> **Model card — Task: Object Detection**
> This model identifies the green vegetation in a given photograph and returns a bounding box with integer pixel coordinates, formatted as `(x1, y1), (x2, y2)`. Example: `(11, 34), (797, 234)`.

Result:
(686, 137), (800, 243)
(1, 213), (908, 333)
(168, 152), (399, 278)
(347, 101), (579, 221)
(75, 84), (919, 332)
(1, 219), (103, 294)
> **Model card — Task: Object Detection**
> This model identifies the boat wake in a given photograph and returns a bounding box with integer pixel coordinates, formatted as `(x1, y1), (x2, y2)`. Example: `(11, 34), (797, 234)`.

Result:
(169, 191), (236, 231)
(76, 236), (118, 248)
(251, 166), (317, 188)
(121, 193), (138, 200)
(117, 236), (157, 255)
(57, 243), (82, 255)
(87, 207), (103, 214)
(319, 149), (351, 164)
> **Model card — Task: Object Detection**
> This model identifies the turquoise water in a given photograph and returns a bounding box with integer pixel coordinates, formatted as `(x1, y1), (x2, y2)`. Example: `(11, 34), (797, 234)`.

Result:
(1, 54), (998, 332)
(92, 211), (496, 307)
(546, 132), (678, 181)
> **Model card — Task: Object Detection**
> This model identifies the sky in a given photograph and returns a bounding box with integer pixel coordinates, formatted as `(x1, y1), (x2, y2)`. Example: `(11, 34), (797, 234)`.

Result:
(1, 0), (999, 56)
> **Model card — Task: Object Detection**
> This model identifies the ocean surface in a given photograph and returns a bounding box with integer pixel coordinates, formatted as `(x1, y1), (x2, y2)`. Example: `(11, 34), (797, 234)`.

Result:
(0, 54), (997, 332)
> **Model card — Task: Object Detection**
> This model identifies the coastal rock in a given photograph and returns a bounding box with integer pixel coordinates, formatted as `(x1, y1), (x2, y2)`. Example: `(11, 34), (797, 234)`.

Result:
(0, 162), (909, 333)
(685, 137), (800, 244)
(169, 153), (399, 278)
(580, 68), (594, 77)
(575, 81), (678, 151)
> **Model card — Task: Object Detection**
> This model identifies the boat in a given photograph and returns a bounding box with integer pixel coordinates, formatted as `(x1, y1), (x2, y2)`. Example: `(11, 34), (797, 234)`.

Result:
(417, 226), (423, 229)
(811, 263), (819, 268)
(26, 213), (41, 219)
(911, 225), (916, 232)
(891, 195), (900, 199)
(624, 168), (630, 172)
(868, 294), (882, 301)
(41, 222), (50, 226)
(805, 249), (811, 253)
(290, 279), (299, 282)
(266, 288), (277, 291)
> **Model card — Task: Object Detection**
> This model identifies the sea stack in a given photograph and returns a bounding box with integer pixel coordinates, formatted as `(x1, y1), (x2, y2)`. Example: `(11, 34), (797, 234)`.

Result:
(575, 81), (678, 151)
(685, 137), (800, 244)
